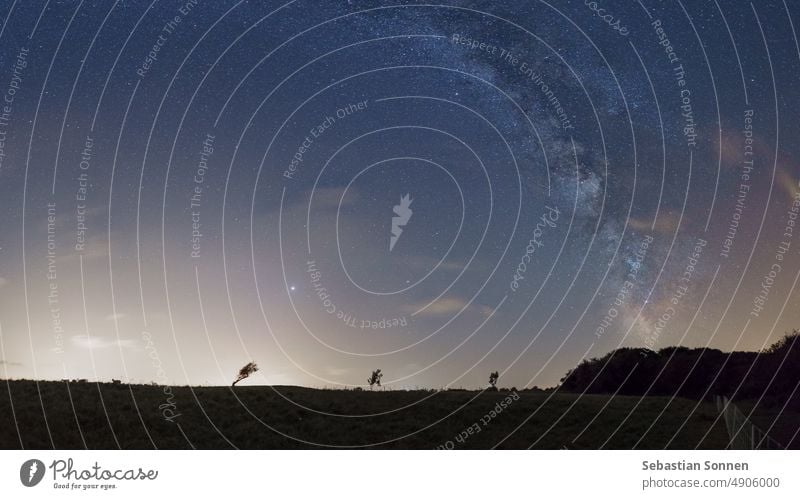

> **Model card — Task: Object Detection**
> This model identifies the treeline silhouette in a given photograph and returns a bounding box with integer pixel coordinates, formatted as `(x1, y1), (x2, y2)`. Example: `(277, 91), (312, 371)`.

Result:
(559, 331), (800, 408)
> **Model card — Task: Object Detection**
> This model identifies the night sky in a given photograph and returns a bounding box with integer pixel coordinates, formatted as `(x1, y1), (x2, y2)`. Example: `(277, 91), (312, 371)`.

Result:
(0, 0), (798, 390)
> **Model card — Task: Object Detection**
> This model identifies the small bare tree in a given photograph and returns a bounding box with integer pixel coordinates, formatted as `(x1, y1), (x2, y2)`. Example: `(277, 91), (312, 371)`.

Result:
(489, 371), (499, 389)
(232, 362), (259, 386)
(367, 369), (383, 390)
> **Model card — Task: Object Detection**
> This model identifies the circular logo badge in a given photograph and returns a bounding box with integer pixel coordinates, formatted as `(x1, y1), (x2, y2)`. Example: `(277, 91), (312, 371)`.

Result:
(20, 459), (45, 487)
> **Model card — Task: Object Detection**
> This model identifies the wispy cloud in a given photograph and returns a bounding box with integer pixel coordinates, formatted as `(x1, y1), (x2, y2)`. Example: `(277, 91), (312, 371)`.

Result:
(777, 167), (799, 202)
(306, 187), (359, 209)
(406, 297), (494, 318)
(628, 212), (680, 234)
(70, 335), (137, 350)
(56, 235), (109, 263)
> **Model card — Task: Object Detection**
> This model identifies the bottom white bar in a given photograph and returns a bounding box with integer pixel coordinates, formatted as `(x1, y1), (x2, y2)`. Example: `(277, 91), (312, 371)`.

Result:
(1, 450), (797, 498)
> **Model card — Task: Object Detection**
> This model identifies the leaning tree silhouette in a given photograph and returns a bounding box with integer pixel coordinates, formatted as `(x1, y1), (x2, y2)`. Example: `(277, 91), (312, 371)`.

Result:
(489, 371), (499, 391)
(232, 362), (259, 387)
(367, 369), (383, 390)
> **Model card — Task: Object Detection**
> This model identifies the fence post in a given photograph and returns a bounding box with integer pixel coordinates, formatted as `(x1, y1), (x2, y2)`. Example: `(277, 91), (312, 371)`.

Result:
(716, 396), (783, 450)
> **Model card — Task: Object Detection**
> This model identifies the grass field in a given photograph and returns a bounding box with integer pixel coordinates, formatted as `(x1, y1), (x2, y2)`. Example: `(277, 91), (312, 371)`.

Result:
(0, 380), (732, 449)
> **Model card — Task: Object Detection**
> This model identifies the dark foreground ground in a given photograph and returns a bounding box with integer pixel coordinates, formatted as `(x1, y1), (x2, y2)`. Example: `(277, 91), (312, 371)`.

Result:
(1, 380), (791, 449)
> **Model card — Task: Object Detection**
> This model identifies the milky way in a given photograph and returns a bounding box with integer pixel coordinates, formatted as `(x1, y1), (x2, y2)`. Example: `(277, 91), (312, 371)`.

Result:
(0, 0), (798, 391)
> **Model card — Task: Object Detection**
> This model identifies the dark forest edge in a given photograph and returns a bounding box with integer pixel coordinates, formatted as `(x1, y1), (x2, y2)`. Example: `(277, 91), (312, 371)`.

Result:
(559, 331), (800, 409)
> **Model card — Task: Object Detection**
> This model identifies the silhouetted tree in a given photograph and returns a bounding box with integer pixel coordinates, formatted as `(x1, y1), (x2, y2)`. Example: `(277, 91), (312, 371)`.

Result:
(232, 362), (259, 386)
(367, 369), (382, 390)
(489, 371), (499, 390)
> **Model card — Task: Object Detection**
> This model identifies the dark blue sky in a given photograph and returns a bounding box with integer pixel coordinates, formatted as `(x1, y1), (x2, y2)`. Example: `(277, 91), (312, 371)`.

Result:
(0, 0), (798, 389)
